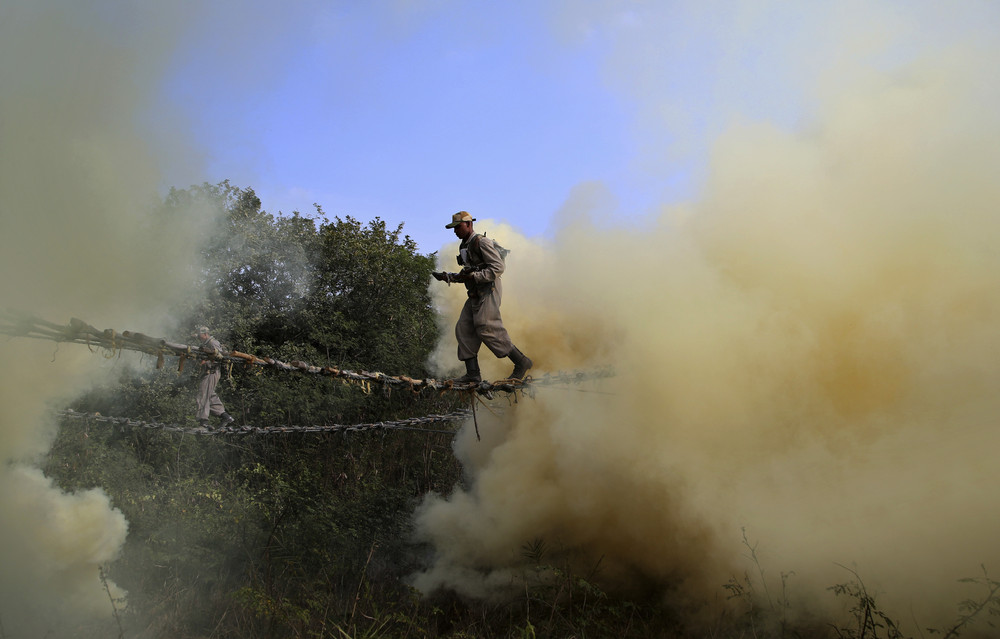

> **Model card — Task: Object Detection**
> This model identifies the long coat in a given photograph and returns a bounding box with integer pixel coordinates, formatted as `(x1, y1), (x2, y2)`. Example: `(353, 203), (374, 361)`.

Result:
(454, 233), (513, 361)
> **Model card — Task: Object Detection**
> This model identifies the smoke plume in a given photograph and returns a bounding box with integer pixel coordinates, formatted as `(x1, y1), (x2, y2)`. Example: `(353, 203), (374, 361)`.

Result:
(0, 1), (208, 634)
(418, 5), (1000, 631)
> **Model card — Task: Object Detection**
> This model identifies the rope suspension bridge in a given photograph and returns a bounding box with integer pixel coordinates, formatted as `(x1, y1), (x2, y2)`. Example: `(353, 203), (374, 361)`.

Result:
(2, 310), (614, 436)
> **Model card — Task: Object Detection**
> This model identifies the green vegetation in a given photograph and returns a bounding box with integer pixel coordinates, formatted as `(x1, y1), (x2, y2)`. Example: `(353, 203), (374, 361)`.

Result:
(40, 182), (1000, 638)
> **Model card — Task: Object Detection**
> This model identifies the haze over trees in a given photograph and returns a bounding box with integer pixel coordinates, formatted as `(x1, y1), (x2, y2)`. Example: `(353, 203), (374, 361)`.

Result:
(39, 182), (1000, 638)
(46, 181), (468, 637)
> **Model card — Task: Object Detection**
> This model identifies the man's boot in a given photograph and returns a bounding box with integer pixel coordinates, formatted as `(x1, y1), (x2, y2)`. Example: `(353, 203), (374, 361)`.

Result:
(219, 412), (235, 427)
(506, 346), (533, 380)
(454, 358), (481, 383)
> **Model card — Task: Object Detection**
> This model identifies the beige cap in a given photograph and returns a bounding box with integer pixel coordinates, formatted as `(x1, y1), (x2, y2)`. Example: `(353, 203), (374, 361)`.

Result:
(445, 210), (476, 228)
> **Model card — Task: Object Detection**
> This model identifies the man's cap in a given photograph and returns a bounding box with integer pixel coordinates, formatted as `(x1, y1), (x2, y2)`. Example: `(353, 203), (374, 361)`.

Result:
(445, 210), (476, 229)
(194, 326), (210, 335)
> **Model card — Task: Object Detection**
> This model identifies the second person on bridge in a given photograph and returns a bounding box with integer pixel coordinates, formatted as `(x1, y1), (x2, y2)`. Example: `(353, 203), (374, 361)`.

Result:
(194, 326), (236, 429)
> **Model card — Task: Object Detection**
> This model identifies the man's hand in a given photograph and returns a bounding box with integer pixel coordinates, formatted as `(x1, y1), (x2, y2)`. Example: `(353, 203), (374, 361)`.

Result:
(433, 271), (470, 283)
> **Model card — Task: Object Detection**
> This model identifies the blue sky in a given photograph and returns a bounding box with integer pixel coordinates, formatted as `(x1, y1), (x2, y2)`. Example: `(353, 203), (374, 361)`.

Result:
(152, 1), (996, 254)
(161, 2), (646, 252)
(153, 3), (693, 250)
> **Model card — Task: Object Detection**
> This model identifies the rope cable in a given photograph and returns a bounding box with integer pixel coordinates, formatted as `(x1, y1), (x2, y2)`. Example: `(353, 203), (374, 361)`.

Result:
(0, 310), (615, 395)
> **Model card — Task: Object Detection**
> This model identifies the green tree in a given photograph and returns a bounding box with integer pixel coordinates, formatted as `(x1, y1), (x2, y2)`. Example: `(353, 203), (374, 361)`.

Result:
(163, 180), (319, 353)
(48, 181), (470, 638)
(143, 181), (445, 425)
(303, 211), (437, 374)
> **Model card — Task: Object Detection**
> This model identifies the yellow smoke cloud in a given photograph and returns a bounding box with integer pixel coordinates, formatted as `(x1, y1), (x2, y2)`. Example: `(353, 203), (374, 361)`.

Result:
(0, 2), (207, 634)
(416, 48), (1000, 630)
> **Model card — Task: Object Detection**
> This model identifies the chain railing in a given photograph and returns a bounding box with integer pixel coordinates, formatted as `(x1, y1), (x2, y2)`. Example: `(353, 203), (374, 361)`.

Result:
(57, 408), (472, 436)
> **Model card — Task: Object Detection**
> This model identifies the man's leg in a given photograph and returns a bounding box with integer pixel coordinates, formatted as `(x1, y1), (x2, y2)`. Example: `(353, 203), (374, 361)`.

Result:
(455, 300), (483, 382)
(204, 373), (235, 425)
(454, 357), (481, 383)
(472, 288), (531, 380)
(208, 392), (225, 416)
(505, 345), (533, 380)
(473, 289), (513, 358)
(196, 371), (219, 424)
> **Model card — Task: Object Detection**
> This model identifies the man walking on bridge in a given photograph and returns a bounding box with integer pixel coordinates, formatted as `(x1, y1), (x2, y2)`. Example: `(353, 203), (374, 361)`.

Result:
(432, 211), (533, 383)
(194, 326), (235, 428)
